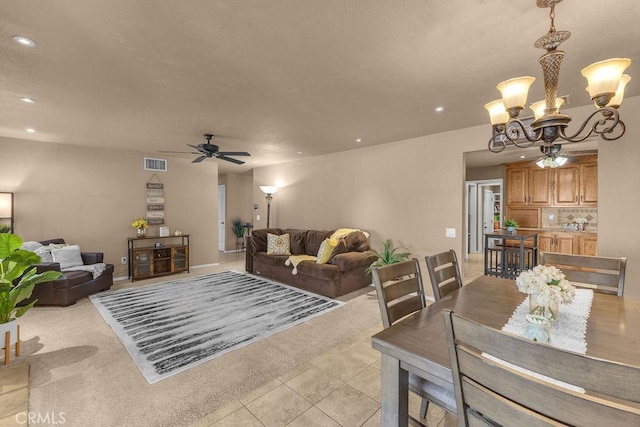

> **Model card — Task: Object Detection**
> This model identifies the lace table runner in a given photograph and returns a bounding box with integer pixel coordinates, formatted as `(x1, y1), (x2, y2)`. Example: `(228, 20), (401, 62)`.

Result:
(484, 289), (594, 392)
(503, 289), (594, 354)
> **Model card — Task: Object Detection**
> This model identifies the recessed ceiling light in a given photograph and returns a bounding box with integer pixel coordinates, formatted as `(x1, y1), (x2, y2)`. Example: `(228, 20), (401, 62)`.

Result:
(435, 106), (445, 112)
(20, 97), (36, 103)
(356, 138), (362, 143)
(297, 151), (302, 154)
(26, 128), (36, 133)
(520, 155), (526, 159)
(12, 35), (36, 47)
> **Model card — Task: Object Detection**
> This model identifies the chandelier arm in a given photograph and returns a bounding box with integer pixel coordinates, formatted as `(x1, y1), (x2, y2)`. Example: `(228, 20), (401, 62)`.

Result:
(488, 134), (507, 153)
(560, 107), (624, 143)
(504, 119), (540, 147)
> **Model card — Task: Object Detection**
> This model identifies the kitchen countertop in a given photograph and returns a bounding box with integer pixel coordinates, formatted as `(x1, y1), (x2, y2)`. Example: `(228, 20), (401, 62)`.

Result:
(513, 228), (597, 234)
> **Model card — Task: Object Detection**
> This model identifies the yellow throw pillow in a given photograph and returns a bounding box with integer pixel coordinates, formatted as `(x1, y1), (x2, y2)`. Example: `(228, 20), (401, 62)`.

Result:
(267, 233), (291, 255)
(316, 237), (339, 264)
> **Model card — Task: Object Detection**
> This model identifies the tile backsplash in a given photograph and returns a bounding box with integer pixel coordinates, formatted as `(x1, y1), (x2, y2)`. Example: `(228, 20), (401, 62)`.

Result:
(541, 207), (598, 231)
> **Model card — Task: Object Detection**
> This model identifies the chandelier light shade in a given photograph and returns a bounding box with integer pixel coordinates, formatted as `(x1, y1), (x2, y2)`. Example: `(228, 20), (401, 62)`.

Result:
(487, 0), (631, 153)
(496, 76), (536, 111)
(484, 100), (510, 126)
(581, 58), (632, 101)
(604, 74), (631, 108)
(530, 98), (565, 120)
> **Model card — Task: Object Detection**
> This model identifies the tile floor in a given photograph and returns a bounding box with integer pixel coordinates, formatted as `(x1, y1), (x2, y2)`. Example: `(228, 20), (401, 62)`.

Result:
(189, 252), (484, 426)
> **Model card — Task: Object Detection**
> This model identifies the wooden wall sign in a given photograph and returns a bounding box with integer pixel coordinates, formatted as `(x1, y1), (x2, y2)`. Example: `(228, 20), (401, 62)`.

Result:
(146, 178), (165, 225)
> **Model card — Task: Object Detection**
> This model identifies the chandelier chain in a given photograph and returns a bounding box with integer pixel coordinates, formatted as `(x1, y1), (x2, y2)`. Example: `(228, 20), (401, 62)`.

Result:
(548, 5), (556, 33)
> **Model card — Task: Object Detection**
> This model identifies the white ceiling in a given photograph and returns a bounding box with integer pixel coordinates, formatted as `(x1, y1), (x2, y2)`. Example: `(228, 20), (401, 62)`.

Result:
(2, 0), (638, 173)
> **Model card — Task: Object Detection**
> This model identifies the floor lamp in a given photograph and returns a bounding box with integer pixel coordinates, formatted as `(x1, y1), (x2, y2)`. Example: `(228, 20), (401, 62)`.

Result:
(0, 192), (14, 233)
(259, 186), (278, 228)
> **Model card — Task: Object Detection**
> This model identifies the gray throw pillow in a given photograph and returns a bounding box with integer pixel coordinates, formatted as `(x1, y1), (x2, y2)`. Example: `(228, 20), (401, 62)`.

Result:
(51, 245), (84, 269)
(20, 241), (43, 252)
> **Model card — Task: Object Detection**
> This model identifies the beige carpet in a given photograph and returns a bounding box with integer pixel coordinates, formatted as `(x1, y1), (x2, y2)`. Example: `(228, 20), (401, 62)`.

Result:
(16, 272), (381, 427)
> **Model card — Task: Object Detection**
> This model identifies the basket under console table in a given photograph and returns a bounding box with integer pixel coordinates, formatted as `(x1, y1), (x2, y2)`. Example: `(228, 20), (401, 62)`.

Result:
(484, 230), (538, 279)
(128, 235), (190, 281)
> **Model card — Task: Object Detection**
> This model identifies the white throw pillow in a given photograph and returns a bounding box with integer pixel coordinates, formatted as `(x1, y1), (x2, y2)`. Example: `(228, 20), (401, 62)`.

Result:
(51, 245), (84, 269)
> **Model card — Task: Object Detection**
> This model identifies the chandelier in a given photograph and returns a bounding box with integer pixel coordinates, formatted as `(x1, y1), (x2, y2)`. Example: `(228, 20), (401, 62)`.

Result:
(485, 0), (631, 154)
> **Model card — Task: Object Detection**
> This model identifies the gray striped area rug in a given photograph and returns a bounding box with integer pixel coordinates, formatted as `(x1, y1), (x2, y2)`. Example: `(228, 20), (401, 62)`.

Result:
(90, 271), (344, 383)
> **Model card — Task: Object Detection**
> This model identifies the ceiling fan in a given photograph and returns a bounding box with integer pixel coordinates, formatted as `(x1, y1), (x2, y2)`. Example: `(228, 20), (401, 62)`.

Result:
(535, 146), (596, 168)
(161, 134), (251, 164)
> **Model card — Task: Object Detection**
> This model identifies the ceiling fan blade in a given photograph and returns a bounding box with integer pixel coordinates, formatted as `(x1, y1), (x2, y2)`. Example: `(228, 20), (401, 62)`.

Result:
(217, 151), (251, 157)
(192, 156), (207, 163)
(187, 144), (208, 154)
(217, 155), (245, 165)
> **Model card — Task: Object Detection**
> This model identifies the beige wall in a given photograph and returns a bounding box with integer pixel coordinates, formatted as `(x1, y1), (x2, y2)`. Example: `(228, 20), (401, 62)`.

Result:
(220, 172), (254, 252)
(1, 138), (219, 278)
(253, 96), (640, 299)
(466, 165), (505, 182)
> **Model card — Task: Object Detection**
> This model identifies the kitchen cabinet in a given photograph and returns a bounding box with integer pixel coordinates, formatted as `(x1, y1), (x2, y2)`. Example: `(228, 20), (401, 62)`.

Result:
(538, 232), (597, 256)
(539, 232), (574, 254)
(578, 234), (598, 256)
(505, 207), (541, 229)
(553, 162), (598, 206)
(506, 166), (551, 207)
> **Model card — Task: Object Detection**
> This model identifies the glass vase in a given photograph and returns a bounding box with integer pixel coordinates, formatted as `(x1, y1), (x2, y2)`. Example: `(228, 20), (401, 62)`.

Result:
(136, 228), (148, 238)
(529, 294), (559, 322)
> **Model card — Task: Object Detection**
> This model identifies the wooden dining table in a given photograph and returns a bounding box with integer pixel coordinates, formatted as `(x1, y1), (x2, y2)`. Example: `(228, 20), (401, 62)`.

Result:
(371, 275), (640, 425)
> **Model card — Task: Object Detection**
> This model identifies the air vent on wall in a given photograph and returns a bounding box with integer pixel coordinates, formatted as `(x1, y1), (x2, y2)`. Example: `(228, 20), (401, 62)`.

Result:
(144, 157), (167, 172)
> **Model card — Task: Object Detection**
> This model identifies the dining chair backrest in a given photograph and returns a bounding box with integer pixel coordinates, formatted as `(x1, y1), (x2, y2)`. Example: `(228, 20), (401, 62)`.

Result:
(540, 252), (627, 296)
(442, 309), (640, 427)
(425, 250), (462, 300)
(371, 258), (426, 328)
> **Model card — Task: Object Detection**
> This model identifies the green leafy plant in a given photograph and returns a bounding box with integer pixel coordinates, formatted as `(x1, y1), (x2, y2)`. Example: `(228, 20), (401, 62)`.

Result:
(230, 216), (245, 238)
(365, 239), (410, 276)
(0, 233), (62, 324)
(504, 219), (519, 228)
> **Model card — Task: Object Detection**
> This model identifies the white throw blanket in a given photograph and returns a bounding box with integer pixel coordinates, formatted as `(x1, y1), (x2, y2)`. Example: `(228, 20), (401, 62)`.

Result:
(63, 263), (107, 279)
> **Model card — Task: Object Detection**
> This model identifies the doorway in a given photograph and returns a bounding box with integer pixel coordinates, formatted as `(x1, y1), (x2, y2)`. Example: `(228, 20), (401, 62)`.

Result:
(464, 179), (503, 256)
(217, 185), (226, 251)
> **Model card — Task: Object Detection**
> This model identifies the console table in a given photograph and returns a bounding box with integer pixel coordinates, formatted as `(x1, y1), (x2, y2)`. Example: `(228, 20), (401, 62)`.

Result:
(484, 230), (538, 279)
(128, 235), (189, 281)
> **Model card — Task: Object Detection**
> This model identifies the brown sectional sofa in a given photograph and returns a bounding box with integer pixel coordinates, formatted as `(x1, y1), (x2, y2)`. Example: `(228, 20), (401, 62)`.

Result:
(25, 238), (114, 306)
(246, 228), (377, 298)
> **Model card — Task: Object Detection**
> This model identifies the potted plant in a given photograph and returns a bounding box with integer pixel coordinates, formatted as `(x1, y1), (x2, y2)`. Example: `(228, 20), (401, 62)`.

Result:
(504, 219), (519, 233)
(365, 239), (410, 276)
(230, 216), (245, 247)
(0, 233), (61, 360)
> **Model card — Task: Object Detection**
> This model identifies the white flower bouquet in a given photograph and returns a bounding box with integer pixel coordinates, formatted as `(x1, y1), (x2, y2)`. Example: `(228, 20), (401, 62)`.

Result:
(516, 265), (576, 320)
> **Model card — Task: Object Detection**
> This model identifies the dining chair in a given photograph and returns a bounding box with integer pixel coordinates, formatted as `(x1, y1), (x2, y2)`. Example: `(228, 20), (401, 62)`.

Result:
(425, 250), (463, 300)
(443, 309), (640, 427)
(540, 252), (627, 296)
(371, 259), (449, 422)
